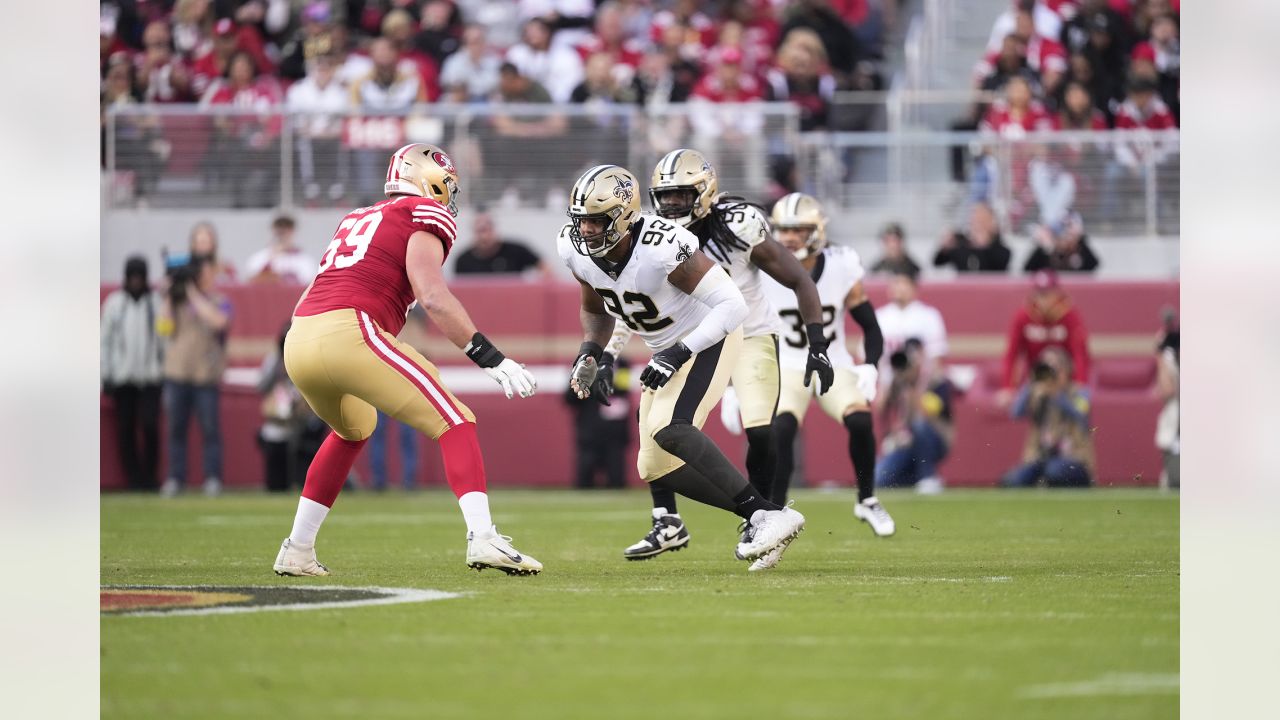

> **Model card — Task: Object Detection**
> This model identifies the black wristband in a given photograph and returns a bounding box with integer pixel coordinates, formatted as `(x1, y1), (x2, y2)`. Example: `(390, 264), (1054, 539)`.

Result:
(805, 322), (828, 350)
(599, 351), (615, 368)
(578, 341), (603, 362)
(465, 332), (505, 368)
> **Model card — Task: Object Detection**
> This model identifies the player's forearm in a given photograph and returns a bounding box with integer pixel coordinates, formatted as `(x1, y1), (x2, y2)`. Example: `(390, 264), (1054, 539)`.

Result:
(604, 324), (633, 358)
(581, 308), (616, 349)
(419, 288), (480, 350)
(849, 301), (883, 366)
(681, 266), (747, 353)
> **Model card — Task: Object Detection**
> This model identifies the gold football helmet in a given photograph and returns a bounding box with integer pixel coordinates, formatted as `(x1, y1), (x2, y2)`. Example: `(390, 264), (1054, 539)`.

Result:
(649, 148), (718, 227)
(567, 164), (642, 257)
(770, 192), (828, 260)
(384, 143), (461, 217)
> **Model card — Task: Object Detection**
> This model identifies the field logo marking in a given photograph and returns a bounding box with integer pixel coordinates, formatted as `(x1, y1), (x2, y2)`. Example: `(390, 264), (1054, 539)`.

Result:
(101, 585), (464, 617)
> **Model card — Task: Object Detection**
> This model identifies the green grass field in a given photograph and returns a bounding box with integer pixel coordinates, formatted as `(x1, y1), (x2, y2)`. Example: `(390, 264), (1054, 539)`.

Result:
(101, 489), (1178, 719)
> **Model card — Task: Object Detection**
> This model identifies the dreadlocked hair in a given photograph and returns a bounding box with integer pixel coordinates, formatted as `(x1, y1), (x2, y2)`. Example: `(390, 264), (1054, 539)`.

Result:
(692, 195), (762, 264)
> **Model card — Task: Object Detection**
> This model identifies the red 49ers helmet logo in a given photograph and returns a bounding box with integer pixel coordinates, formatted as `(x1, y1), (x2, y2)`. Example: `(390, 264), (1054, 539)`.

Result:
(431, 151), (456, 175)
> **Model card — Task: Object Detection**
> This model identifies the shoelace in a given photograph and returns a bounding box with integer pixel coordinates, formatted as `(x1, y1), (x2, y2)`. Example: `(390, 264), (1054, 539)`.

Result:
(867, 503), (890, 522)
(737, 519), (755, 543)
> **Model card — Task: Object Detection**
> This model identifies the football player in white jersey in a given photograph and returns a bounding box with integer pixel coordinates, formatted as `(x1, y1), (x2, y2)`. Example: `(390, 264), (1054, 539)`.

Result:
(761, 193), (896, 556)
(613, 148), (833, 563)
(559, 165), (806, 567)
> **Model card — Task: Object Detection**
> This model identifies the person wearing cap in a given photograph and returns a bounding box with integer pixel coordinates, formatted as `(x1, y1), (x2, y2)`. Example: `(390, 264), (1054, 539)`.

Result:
(101, 256), (164, 492)
(1102, 72), (1177, 222)
(870, 222), (922, 276)
(996, 268), (1091, 407)
(1024, 211), (1100, 273)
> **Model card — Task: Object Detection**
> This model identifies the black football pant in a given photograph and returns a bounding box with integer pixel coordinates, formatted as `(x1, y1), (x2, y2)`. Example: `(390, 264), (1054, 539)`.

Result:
(111, 383), (161, 491)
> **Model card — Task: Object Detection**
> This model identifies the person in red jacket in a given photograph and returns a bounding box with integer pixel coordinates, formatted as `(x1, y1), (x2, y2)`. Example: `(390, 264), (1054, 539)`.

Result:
(996, 269), (1090, 406)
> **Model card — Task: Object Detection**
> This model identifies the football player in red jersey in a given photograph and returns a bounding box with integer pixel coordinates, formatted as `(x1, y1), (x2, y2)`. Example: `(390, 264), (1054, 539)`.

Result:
(273, 143), (543, 576)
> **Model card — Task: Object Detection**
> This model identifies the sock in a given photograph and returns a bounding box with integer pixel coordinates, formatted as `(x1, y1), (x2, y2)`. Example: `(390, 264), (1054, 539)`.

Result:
(650, 484), (678, 516)
(771, 413), (799, 505)
(439, 423), (487, 498)
(301, 432), (367, 508)
(288, 496), (330, 546)
(458, 491), (493, 535)
(651, 466), (736, 513)
(744, 425), (776, 501)
(653, 423), (757, 514)
(732, 486), (778, 521)
(845, 411), (877, 503)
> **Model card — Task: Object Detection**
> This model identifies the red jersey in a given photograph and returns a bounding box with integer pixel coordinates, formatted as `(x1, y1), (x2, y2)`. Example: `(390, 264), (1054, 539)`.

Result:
(1000, 301), (1091, 388)
(296, 196), (458, 335)
(1114, 97), (1177, 130)
(980, 100), (1055, 137)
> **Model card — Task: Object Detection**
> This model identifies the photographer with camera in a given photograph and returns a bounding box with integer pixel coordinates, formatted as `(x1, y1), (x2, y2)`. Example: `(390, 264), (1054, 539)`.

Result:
(156, 254), (232, 497)
(1000, 346), (1095, 488)
(875, 338), (955, 495)
(101, 256), (164, 491)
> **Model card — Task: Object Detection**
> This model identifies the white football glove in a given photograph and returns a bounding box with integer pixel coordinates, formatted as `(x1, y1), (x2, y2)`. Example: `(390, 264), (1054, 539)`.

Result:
(851, 364), (879, 403)
(486, 358), (537, 399)
(719, 385), (743, 436)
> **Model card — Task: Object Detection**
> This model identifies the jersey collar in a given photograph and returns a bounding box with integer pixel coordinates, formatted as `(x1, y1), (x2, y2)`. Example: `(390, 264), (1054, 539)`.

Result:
(591, 217), (644, 279)
(809, 252), (827, 283)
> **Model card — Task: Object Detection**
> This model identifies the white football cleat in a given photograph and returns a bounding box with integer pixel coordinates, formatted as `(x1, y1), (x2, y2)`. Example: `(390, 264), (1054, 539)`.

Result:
(273, 538), (330, 576)
(467, 527), (543, 576)
(747, 533), (798, 572)
(624, 513), (690, 560)
(735, 506), (805, 561)
(854, 496), (896, 537)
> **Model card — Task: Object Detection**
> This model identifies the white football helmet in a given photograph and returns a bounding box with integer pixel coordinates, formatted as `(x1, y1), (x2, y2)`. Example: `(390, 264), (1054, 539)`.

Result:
(384, 143), (461, 217)
(770, 192), (827, 260)
(567, 165), (642, 257)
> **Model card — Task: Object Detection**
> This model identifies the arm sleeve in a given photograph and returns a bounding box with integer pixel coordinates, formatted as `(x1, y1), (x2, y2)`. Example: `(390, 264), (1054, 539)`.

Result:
(681, 265), (748, 354)
(849, 300), (883, 366)
(605, 324), (634, 358)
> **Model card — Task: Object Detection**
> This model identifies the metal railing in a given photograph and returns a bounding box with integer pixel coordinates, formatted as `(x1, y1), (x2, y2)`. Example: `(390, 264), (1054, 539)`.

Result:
(104, 103), (1178, 238)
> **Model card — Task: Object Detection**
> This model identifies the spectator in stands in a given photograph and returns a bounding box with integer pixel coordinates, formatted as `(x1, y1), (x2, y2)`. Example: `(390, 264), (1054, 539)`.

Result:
(876, 269), (949, 363)
(565, 356), (633, 489)
(1000, 346), (1094, 488)
(414, 0), (465, 66)
(869, 223), (922, 276)
(350, 37), (423, 204)
(369, 412), (420, 491)
(192, 18), (275, 98)
(1080, 11), (1128, 109)
(576, 2), (646, 78)
(505, 17), (585, 104)
(934, 202), (1013, 272)
(287, 51), (349, 205)
(256, 322), (325, 492)
(1154, 312), (1179, 489)
(1101, 73), (1177, 222)
(245, 215), (317, 284)
(101, 256), (164, 492)
(137, 20), (195, 103)
(765, 29), (837, 132)
(439, 25), (502, 103)
(648, 0), (716, 62)
(1025, 212), (1100, 272)
(188, 221), (237, 283)
(1027, 148), (1076, 228)
(988, 0), (1066, 54)
(277, 1), (337, 82)
(520, 0), (596, 52)
(631, 45), (698, 108)
(486, 62), (568, 206)
(1056, 80), (1108, 129)
(570, 51), (638, 105)
(202, 50), (283, 208)
(1011, 5), (1068, 99)
(1061, 0), (1130, 56)
(1130, 14), (1179, 121)
(101, 54), (167, 201)
(157, 255), (232, 498)
(170, 0), (215, 60)
(779, 0), (864, 86)
(382, 8), (441, 101)
(981, 75), (1055, 137)
(453, 212), (550, 277)
(875, 338), (955, 495)
(998, 269), (1091, 406)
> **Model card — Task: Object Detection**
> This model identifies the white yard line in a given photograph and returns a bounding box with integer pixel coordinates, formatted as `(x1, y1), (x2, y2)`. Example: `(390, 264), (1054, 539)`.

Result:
(1018, 672), (1180, 698)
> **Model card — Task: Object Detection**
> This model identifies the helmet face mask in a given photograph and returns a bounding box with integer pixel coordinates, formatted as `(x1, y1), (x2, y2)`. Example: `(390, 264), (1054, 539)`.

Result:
(770, 193), (827, 260)
(567, 165), (641, 258)
(384, 143), (462, 217)
(649, 149), (717, 228)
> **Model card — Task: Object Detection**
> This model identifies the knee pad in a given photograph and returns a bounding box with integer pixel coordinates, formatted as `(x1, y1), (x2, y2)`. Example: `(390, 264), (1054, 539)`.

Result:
(773, 412), (799, 442)
(843, 410), (873, 438)
(653, 421), (700, 457)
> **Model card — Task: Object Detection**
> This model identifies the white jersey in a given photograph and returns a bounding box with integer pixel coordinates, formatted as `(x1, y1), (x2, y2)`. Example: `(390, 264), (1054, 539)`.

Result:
(762, 245), (866, 371)
(698, 200), (786, 338)
(876, 299), (948, 361)
(558, 214), (710, 352)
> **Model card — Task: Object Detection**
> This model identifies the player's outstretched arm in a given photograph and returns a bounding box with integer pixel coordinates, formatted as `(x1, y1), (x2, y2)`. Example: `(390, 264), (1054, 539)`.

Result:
(639, 251), (747, 390)
(751, 238), (834, 394)
(407, 231), (537, 399)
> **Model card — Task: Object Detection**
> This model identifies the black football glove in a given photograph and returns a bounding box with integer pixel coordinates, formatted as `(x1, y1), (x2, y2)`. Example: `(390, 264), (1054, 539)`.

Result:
(640, 342), (692, 390)
(804, 322), (835, 395)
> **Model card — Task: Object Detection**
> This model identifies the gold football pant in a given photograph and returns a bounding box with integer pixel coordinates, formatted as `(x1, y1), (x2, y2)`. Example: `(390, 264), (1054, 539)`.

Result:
(731, 333), (780, 430)
(636, 328), (743, 482)
(776, 367), (868, 424)
(284, 309), (476, 442)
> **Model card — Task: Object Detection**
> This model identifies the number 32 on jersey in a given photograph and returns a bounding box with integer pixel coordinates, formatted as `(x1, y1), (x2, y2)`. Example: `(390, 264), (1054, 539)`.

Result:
(318, 211), (384, 273)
